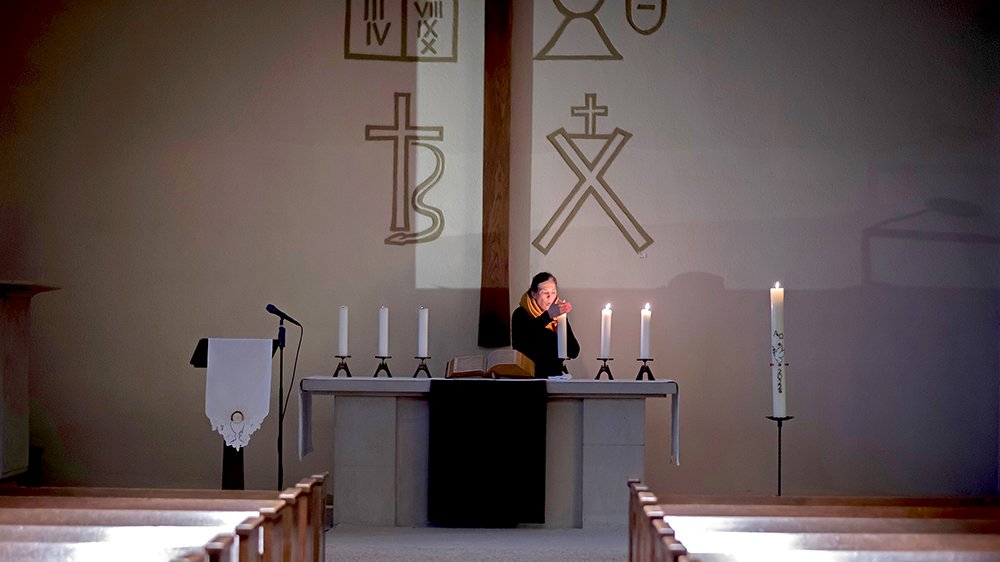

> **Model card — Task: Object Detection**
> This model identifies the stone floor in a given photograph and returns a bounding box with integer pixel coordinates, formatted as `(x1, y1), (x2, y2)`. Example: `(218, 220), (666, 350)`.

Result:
(324, 525), (627, 562)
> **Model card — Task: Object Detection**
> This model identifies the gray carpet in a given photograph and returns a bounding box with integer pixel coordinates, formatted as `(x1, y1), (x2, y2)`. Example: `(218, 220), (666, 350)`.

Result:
(325, 525), (627, 562)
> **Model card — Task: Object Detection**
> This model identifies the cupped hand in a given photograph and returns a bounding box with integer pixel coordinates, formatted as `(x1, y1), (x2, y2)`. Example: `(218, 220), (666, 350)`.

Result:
(556, 300), (572, 315)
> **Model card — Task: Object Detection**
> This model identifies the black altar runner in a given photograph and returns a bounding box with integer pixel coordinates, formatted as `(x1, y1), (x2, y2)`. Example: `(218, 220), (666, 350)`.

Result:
(427, 378), (547, 527)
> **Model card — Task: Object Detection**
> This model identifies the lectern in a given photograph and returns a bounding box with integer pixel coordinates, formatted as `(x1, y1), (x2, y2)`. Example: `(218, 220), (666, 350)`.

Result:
(190, 338), (277, 489)
(0, 281), (58, 480)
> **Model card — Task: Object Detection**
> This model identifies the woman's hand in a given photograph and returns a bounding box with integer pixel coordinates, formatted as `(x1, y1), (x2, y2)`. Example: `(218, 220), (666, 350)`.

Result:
(548, 299), (573, 317)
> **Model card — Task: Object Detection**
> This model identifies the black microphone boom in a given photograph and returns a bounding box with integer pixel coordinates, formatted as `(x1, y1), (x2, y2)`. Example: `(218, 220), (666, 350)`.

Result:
(266, 304), (301, 327)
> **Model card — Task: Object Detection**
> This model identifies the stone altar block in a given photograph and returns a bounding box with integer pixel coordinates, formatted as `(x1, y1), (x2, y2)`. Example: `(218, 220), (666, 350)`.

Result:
(298, 377), (678, 529)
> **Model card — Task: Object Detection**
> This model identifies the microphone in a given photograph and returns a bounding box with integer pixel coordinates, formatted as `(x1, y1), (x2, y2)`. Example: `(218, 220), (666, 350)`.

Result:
(266, 304), (301, 327)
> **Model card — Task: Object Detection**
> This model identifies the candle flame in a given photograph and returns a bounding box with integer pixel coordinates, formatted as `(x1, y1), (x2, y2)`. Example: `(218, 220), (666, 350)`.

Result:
(774, 282), (781, 289)
(605, 303), (611, 310)
(644, 303), (650, 311)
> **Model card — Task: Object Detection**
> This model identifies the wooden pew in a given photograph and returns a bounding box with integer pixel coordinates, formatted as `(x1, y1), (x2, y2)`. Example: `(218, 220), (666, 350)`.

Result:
(171, 552), (209, 562)
(628, 480), (656, 562)
(204, 533), (235, 562)
(0, 506), (270, 562)
(661, 514), (1000, 534)
(628, 479), (1000, 562)
(0, 472), (328, 562)
(631, 479), (688, 562)
(296, 474), (327, 562)
(655, 494), (1000, 507)
(0, 541), (210, 561)
(0, 524), (245, 562)
(236, 516), (265, 562)
(0, 523), (242, 543)
(0, 496), (291, 559)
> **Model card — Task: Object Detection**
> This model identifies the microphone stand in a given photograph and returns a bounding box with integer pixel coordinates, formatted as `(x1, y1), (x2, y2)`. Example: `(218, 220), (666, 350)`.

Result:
(275, 319), (286, 490)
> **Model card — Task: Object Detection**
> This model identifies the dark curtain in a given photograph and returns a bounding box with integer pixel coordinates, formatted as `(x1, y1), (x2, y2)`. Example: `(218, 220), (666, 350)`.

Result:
(427, 379), (546, 527)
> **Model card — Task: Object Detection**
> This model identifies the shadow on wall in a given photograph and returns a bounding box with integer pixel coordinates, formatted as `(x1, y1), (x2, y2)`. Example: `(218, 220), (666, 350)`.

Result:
(633, 232), (998, 496)
(863, 197), (999, 288)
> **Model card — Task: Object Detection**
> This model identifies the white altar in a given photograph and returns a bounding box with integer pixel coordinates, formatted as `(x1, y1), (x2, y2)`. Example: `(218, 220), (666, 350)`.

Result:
(298, 377), (679, 529)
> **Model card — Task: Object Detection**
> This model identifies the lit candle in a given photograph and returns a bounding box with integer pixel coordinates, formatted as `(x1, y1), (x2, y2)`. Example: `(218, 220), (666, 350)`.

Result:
(557, 313), (568, 359)
(338, 306), (349, 357)
(770, 283), (787, 417)
(378, 306), (389, 357)
(600, 304), (612, 358)
(639, 303), (651, 359)
(417, 307), (429, 357)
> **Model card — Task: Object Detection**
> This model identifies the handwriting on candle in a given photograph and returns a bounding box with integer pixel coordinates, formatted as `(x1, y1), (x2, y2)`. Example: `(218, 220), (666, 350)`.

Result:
(771, 337), (785, 393)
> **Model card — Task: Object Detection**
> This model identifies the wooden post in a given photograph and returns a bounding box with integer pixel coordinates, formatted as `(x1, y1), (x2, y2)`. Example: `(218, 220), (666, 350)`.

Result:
(479, 0), (513, 348)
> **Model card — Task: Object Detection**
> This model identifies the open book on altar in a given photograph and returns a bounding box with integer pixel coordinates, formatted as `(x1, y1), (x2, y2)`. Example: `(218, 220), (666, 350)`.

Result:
(445, 348), (535, 379)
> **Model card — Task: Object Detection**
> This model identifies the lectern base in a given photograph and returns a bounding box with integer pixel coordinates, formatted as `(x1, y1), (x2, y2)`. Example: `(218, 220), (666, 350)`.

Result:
(221, 441), (245, 490)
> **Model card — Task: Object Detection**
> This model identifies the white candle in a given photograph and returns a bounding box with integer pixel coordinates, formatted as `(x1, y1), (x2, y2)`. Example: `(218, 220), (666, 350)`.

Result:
(337, 306), (349, 356)
(639, 303), (651, 359)
(378, 306), (389, 357)
(417, 307), (429, 357)
(770, 283), (787, 417)
(600, 304), (612, 358)
(557, 313), (568, 359)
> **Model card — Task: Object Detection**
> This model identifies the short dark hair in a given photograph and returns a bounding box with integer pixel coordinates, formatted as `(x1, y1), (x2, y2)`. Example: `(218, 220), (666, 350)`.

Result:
(530, 272), (557, 294)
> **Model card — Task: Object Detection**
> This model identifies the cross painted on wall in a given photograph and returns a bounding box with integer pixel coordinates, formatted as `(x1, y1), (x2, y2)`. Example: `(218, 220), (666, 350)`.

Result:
(533, 93), (653, 255)
(365, 92), (446, 245)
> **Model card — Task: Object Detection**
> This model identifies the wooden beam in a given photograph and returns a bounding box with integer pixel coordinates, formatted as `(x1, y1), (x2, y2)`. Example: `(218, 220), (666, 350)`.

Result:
(479, 0), (513, 348)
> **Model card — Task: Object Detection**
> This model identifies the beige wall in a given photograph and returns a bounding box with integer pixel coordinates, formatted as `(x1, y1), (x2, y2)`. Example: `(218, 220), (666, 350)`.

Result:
(512, 1), (1000, 496)
(3, 1), (999, 496)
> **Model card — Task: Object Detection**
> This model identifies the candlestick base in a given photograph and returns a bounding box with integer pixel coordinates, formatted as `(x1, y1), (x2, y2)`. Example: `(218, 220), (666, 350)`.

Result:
(595, 358), (614, 380)
(373, 356), (393, 378)
(412, 356), (431, 378)
(635, 358), (655, 381)
(333, 355), (352, 378)
(559, 358), (569, 374)
(765, 415), (794, 496)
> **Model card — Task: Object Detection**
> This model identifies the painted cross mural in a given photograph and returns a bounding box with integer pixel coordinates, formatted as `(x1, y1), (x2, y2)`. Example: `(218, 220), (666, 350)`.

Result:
(366, 92), (446, 246)
(533, 93), (653, 255)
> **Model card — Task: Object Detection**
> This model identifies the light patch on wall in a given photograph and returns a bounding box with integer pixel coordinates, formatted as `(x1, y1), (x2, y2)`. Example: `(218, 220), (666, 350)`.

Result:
(413, 1), (485, 289)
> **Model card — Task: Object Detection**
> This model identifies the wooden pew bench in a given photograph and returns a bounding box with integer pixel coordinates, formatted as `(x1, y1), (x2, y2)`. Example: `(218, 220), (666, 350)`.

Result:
(0, 473), (327, 562)
(0, 514), (254, 562)
(0, 505), (269, 562)
(628, 479), (1000, 562)
(0, 540), (219, 562)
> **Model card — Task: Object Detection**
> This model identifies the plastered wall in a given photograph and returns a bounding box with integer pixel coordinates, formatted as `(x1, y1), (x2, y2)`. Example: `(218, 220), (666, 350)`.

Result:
(2, 1), (998, 495)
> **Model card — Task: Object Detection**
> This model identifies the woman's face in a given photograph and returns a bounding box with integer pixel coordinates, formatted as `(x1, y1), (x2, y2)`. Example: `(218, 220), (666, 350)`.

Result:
(532, 279), (558, 311)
